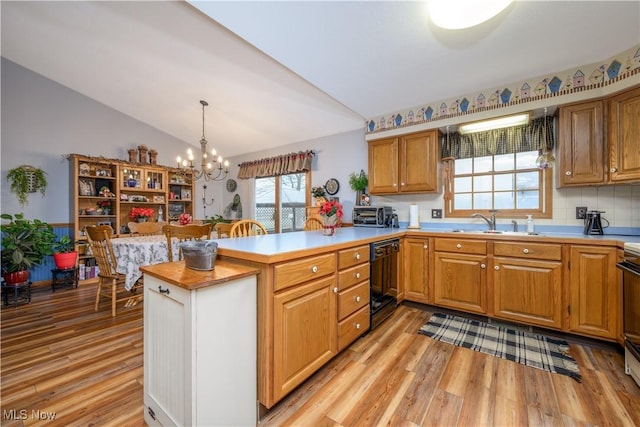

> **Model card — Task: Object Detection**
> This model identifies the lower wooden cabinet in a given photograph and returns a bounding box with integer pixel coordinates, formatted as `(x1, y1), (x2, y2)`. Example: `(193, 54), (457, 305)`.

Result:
(273, 276), (337, 402)
(492, 257), (563, 329)
(434, 251), (487, 314)
(569, 246), (618, 339)
(403, 237), (431, 303)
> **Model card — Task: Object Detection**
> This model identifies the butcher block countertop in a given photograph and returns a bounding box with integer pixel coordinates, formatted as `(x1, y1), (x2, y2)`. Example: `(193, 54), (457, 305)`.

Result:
(212, 226), (639, 264)
(140, 259), (260, 290)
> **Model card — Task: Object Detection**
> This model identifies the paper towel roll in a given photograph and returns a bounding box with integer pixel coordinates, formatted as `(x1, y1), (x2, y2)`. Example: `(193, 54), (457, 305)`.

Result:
(408, 204), (420, 228)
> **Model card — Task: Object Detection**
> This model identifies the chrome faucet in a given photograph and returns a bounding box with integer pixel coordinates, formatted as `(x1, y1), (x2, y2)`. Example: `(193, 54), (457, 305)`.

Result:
(511, 220), (518, 232)
(471, 210), (498, 230)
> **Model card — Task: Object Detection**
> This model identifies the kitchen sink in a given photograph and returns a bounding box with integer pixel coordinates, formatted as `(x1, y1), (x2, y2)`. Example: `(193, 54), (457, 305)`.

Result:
(450, 229), (543, 236)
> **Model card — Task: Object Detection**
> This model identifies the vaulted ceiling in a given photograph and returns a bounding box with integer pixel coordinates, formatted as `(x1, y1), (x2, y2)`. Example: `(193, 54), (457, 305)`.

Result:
(2, 1), (638, 157)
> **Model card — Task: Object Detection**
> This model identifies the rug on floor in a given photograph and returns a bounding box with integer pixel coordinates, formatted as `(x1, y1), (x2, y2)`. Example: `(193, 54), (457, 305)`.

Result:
(419, 312), (582, 382)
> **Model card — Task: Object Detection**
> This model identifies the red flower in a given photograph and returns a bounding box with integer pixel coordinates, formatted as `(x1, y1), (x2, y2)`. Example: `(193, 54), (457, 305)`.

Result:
(129, 207), (154, 220)
(179, 213), (192, 225)
(318, 200), (343, 219)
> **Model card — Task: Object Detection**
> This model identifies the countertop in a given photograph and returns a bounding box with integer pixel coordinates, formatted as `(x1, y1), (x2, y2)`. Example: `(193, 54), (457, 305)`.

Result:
(140, 259), (260, 290)
(214, 226), (640, 264)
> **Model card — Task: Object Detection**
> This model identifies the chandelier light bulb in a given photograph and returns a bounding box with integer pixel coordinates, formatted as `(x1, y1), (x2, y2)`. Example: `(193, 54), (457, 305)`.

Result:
(176, 155), (182, 164)
(211, 148), (217, 156)
(224, 160), (229, 168)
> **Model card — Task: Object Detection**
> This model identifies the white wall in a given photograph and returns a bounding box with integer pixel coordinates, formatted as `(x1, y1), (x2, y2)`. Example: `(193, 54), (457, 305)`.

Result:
(1, 58), (194, 222)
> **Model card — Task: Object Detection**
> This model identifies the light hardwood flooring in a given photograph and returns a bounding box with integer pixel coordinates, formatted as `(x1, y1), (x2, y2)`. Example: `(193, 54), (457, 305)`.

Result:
(2, 283), (640, 426)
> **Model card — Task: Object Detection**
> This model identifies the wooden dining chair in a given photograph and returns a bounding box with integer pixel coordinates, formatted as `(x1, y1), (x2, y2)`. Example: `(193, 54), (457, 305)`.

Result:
(304, 217), (324, 231)
(162, 223), (213, 262)
(128, 221), (166, 236)
(215, 222), (234, 238)
(229, 219), (268, 237)
(85, 225), (142, 317)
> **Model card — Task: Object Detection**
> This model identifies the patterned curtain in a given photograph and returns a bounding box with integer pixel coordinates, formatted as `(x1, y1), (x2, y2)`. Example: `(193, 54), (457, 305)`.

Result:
(237, 150), (315, 179)
(441, 116), (555, 159)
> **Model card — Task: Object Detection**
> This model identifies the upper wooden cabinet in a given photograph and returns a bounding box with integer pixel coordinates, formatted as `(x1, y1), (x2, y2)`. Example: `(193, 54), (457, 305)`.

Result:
(608, 86), (640, 183)
(557, 85), (640, 187)
(557, 99), (605, 186)
(368, 130), (441, 194)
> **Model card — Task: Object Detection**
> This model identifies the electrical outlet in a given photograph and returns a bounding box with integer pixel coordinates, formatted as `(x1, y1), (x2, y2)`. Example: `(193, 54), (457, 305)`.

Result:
(431, 209), (442, 219)
(576, 206), (588, 219)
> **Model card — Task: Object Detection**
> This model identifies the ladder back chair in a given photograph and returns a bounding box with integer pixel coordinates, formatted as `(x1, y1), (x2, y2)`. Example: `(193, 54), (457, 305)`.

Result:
(128, 221), (167, 236)
(85, 225), (141, 316)
(229, 219), (268, 237)
(304, 217), (324, 231)
(162, 223), (213, 262)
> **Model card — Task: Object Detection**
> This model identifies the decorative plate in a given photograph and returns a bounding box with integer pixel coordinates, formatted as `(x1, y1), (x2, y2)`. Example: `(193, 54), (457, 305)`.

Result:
(325, 178), (340, 195)
(226, 179), (237, 192)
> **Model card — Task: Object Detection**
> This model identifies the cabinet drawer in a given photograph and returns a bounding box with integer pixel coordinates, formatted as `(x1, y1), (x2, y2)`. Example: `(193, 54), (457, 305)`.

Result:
(494, 242), (562, 261)
(338, 245), (370, 269)
(338, 281), (370, 320)
(338, 263), (370, 291)
(434, 238), (486, 255)
(274, 253), (336, 291)
(338, 305), (370, 351)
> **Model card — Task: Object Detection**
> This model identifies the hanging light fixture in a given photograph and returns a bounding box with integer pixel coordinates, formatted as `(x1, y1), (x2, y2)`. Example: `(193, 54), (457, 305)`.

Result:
(176, 100), (229, 182)
(535, 107), (555, 169)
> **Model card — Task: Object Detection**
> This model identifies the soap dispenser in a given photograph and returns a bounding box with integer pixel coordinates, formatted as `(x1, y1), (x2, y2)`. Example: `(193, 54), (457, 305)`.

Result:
(526, 215), (534, 234)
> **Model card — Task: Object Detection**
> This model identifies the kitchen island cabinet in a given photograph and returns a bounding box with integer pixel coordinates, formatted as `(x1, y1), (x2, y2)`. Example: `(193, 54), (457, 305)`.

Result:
(140, 261), (259, 427)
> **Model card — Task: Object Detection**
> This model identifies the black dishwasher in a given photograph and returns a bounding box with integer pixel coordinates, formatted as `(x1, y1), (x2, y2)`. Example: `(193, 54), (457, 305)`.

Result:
(370, 238), (399, 330)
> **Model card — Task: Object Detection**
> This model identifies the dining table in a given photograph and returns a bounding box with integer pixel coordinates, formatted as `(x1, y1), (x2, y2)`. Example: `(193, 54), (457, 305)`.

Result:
(110, 234), (180, 291)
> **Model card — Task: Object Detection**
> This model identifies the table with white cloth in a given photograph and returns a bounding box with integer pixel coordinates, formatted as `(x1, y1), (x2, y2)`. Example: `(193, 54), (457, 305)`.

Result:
(110, 235), (180, 291)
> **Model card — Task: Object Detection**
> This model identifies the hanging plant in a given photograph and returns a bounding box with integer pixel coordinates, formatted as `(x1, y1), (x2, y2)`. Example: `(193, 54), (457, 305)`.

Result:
(6, 165), (48, 206)
(348, 170), (368, 192)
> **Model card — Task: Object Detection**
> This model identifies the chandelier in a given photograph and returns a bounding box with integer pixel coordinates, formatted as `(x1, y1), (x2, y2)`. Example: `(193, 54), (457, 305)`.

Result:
(176, 100), (229, 182)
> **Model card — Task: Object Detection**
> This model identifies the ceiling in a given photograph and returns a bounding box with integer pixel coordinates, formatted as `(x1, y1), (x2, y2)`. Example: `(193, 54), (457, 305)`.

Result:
(2, 1), (639, 158)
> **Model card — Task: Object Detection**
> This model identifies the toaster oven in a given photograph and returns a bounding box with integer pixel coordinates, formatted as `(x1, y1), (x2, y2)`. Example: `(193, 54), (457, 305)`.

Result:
(352, 206), (393, 228)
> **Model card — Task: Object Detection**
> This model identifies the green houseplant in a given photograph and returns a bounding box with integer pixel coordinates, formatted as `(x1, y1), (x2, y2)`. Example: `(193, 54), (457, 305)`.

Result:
(1, 213), (56, 283)
(349, 170), (368, 205)
(6, 165), (48, 206)
(52, 235), (78, 270)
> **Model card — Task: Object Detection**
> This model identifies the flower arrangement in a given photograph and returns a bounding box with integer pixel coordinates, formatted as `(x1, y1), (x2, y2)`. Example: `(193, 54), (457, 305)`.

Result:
(129, 206), (154, 220)
(318, 200), (343, 219)
(318, 200), (343, 236)
(311, 186), (327, 198)
(179, 213), (192, 225)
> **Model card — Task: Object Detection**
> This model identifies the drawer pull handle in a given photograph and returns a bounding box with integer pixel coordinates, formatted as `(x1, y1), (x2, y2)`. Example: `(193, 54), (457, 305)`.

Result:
(158, 286), (170, 295)
(355, 323), (361, 330)
(355, 272), (361, 279)
(333, 287), (338, 293)
(481, 263), (486, 269)
(610, 167), (617, 173)
(456, 243), (462, 249)
(424, 244), (428, 249)
(355, 253), (361, 260)
(565, 171), (572, 176)
(523, 248), (529, 254)
(311, 266), (318, 273)
(355, 295), (361, 302)
(494, 266), (500, 270)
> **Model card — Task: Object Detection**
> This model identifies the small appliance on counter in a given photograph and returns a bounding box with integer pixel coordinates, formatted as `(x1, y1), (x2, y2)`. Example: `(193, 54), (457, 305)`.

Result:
(583, 210), (609, 235)
(353, 205), (395, 228)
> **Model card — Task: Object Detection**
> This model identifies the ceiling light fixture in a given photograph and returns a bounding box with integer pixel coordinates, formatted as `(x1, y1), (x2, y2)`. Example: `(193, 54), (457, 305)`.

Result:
(458, 112), (530, 134)
(176, 100), (229, 182)
(428, 0), (513, 30)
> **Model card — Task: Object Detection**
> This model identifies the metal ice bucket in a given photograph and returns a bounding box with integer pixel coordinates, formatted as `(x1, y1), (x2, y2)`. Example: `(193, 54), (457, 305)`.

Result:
(180, 240), (218, 271)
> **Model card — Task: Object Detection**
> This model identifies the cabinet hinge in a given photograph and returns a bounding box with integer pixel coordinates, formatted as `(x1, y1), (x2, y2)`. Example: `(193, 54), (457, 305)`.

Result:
(567, 261), (571, 270)
(567, 305), (571, 315)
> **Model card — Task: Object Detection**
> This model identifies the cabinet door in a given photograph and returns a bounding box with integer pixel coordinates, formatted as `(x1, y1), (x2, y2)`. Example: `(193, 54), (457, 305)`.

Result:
(493, 257), (563, 329)
(144, 277), (192, 427)
(400, 130), (440, 193)
(273, 276), (337, 402)
(403, 237), (430, 303)
(434, 252), (487, 314)
(609, 86), (640, 183)
(368, 137), (399, 194)
(557, 100), (605, 186)
(569, 246), (618, 339)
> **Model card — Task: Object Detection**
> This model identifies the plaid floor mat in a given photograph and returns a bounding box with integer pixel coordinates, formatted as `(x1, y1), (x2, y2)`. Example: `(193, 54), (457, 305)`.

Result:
(419, 312), (582, 381)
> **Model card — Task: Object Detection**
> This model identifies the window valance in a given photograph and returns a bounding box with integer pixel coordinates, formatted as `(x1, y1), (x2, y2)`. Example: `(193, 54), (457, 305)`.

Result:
(441, 116), (555, 160)
(237, 150), (315, 179)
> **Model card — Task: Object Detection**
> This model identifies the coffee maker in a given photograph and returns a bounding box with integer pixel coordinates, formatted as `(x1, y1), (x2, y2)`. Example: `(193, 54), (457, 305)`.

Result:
(584, 210), (608, 235)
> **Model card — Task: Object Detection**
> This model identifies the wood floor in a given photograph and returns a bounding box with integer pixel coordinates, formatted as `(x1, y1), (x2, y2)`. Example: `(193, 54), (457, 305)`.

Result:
(2, 283), (640, 426)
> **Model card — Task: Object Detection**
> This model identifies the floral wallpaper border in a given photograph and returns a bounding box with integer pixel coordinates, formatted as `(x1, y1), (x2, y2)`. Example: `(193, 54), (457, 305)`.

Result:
(366, 45), (640, 135)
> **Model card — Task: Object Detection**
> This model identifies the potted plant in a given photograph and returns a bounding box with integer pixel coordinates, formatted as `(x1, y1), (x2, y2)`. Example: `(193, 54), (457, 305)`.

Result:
(52, 235), (78, 270)
(1, 213), (56, 284)
(6, 165), (48, 206)
(311, 186), (327, 205)
(349, 170), (368, 205)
